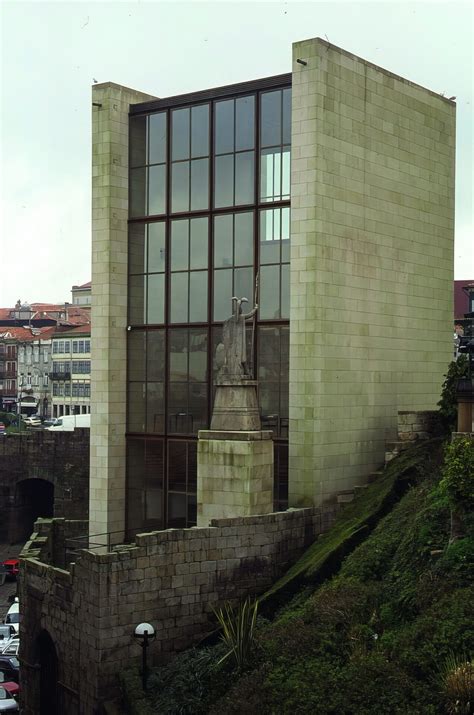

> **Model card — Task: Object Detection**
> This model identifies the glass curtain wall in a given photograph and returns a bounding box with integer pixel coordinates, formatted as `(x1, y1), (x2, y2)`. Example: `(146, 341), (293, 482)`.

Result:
(127, 79), (291, 535)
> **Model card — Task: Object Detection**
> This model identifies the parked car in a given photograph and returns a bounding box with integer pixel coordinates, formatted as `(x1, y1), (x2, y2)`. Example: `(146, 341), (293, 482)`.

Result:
(42, 418), (60, 428)
(0, 674), (18, 700)
(0, 659), (19, 685)
(47, 414), (90, 431)
(0, 424), (6, 438)
(0, 628), (15, 644)
(0, 687), (18, 712)
(0, 643), (18, 658)
(2, 562), (18, 581)
(3, 602), (19, 636)
(24, 416), (42, 428)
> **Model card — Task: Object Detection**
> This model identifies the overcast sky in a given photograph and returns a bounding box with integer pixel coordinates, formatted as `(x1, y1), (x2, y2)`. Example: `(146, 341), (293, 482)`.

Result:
(1, 0), (472, 307)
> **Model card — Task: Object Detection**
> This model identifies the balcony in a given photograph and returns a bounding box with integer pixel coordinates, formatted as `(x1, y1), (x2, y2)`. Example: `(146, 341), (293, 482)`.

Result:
(49, 372), (71, 381)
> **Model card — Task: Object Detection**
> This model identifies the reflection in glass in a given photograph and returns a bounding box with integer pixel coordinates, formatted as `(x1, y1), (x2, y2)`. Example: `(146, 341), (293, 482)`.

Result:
(130, 116), (146, 167)
(146, 382), (165, 433)
(145, 488), (163, 521)
(190, 158), (209, 210)
(214, 215), (233, 268)
(129, 223), (146, 275)
(147, 273), (165, 324)
(189, 383), (207, 430)
(149, 112), (167, 164)
(260, 209), (280, 264)
(148, 222), (166, 273)
(281, 207), (290, 262)
(168, 441), (187, 491)
(260, 264), (280, 319)
(235, 96), (255, 151)
(169, 330), (188, 381)
(128, 331), (146, 381)
(128, 275), (146, 325)
(147, 330), (165, 381)
(261, 90), (281, 147)
(130, 167), (146, 217)
(281, 264), (290, 319)
(168, 383), (189, 432)
(213, 269), (232, 320)
(190, 218), (208, 269)
(172, 108), (190, 161)
(148, 164), (166, 215)
(189, 330), (207, 381)
(214, 154), (233, 208)
(189, 272), (208, 322)
(234, 267), (253, 303)
(171, 162), (189, 213)
(215, 100), (234, 154)
(171, 220), (189, 271)
(234, 212), (254, 266)
(282, 148), (290, 199)
(235, 151), (254, 205)
(170, 272), (188, 323)
(191, 105), (209, 158)
(282, 88), (292, 145)
(168, 492), (187, 524)
(128, 382), (146, 432)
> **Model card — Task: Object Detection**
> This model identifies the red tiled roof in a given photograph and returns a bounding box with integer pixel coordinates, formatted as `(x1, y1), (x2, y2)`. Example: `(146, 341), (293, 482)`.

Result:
(0, 326), (55, 341)
(72, 281), (92, 289)
(454, 280), (474, 320)
(55, 324), (91, 337)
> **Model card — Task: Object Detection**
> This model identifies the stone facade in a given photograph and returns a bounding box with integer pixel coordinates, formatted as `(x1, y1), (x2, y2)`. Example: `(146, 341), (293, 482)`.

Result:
(0, 430), (89, 543)
(19, 505), (337, 713)
(90, 82), (156, 543)
(289, 38), (455, 505)
(197, 430), (274, 525)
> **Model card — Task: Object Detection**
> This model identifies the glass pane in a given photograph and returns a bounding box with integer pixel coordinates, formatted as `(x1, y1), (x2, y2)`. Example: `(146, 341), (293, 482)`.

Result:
(234, 211), (253, 266)
(235, 151), (254, 205)
(260, 264), (280, 319)
(129, 116), (147, 167)
(213, 214), (233, 268)
(215, 99), (234, 154)
(282, 148), (290, 200)
(148, 222), (166, 273)
(127, 439), (145, 489)
(281, 207), (290, 262)
(146, 382), (165, 433)
(147, 330), (165, 381)
(168, 384), (189, 432)
(128, 382), (146, 432)
(128, 275), (146, 325)
(281, 264), (290, 319)
(128, 331), (146, 381)
(145, 487), (163, 521)
(129, 167), (146, 217)
(261, 90), (281, 147)
(190, 158), (209, 211)
(258, 326), (280, 381)
(214, 154), (234, 208)
(187, 494), (197, 525)
(260, 209), (280, 264)
(189, 383), (207, 432)
(147, 273), (165, 324)
(168, 492), (187, 525)
(145, 440), (164, 483)
(170, 272), (189, 323)
(171, 220), (189, 271)
(169, 329), (188, 382)
(188, 442), (197, 488)
(172, 107), (190, 161)
(128, 223), (146, 275)
(234, 267), (253, 303)
(260, 148), (279, 202)
(149, 112), (167, 164)
(213, 269), (232, 320)
(189, 272), (208, 322)
(168, 441), (187, 491)
(190, 217), (208, 269)
(235, 95), (255, 151)
(189, 329), (207, 382)
(282, 88), (292, 145)
(148, 164), (166, 215)
(171, 162), (189, 213)
(191, 104), (209, 158)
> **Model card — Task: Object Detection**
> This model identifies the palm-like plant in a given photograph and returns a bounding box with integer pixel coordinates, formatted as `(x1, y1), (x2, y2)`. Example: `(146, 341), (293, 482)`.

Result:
(213, 597), (259, 672)
(441, 654), (474, 715)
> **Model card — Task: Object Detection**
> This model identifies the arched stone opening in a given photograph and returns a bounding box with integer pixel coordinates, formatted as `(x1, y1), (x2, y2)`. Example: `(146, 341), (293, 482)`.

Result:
(10, 479), (54, 543)
(36, 630), (59, 714)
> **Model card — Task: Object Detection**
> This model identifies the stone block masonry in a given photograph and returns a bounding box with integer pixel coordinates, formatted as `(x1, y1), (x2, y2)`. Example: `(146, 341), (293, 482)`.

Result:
(19, 505), (338, 713)
(289, 39), (455, 506)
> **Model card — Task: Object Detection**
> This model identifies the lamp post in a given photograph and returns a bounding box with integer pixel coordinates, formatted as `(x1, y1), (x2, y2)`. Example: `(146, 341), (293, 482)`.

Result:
(133, 622), (155, 691)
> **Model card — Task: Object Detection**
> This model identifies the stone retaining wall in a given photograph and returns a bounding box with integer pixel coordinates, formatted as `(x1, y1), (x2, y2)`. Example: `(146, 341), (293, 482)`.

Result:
(397, 410), (443, 441)
(20, 505), (337, 713)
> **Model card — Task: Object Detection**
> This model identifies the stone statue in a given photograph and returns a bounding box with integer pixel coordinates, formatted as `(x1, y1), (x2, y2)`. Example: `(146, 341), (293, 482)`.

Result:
(217, 296), (258, 381)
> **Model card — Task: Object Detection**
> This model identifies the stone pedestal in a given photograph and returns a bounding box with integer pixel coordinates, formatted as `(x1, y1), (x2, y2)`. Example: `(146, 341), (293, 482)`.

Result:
(197, 430), (274, 526)
(211, 379), (261, 431)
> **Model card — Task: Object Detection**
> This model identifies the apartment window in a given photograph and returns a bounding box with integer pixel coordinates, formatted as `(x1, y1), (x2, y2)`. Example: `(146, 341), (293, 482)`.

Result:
(72, 361), (91, 374)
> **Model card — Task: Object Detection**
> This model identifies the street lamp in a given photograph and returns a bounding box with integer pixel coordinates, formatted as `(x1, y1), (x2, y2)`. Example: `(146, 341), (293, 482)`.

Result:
(133, 622), (155, 691)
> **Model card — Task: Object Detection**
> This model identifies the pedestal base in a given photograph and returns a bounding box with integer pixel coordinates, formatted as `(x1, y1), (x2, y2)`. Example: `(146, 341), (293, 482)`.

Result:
(197, 430), (274, 526)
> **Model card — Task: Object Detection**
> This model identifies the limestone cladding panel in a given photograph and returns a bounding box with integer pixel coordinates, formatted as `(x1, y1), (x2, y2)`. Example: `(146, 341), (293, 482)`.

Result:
(20, 506), (337, 712)
(90, 83), (157, 542)
(289, 39), (455, 506)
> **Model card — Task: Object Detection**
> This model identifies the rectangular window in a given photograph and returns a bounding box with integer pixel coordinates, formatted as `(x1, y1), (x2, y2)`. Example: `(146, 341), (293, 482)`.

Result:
(170, 218), (209, 324)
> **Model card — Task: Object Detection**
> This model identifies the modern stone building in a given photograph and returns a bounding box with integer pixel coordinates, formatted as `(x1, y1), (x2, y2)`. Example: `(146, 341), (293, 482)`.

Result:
(90, 36), (455, 543)
(19, 36), (456, 715)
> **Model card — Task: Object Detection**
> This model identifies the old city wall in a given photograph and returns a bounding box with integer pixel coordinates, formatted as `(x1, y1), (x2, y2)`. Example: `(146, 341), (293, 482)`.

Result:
(0, 430), (89, 542)
(20, 505), (337, 713)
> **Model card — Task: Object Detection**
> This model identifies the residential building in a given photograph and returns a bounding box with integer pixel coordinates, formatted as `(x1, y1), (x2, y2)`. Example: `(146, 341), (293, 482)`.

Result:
(0, 333), (18, 413)
(51, 326), (91, 418)
(16, 327), (55, 417)
(71, 281), (92, 309)
(90, 38), (455, 542)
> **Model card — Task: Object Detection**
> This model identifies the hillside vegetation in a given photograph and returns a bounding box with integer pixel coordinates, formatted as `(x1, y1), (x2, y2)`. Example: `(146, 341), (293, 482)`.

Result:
(124, 436), (474, 714)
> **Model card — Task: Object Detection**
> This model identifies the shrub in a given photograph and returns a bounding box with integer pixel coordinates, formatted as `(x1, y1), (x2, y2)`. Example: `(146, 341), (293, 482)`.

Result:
(441, 654), (474, 715)
(438, 356), (470, 431)
(213, 597), (259, 671)
(441, 437), (474, 510)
